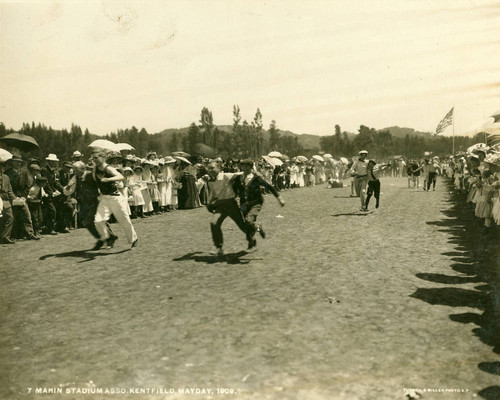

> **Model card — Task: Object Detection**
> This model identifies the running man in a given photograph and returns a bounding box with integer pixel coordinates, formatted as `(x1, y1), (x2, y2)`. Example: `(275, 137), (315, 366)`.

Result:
(205, 161), (252, 256)
(92, 149), (138, 249)
(236, 158), (285, 251)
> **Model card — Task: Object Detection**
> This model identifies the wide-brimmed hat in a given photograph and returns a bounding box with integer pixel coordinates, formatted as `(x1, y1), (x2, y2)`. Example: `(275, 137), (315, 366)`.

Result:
(46, 153), (59, 162)
(133, 165), (143, 171)
(174, 156), (192, 165)
(163, 156), (176, 164)
(8, 155), (23, 163)
(28, 163), (41, 170)
(72, 150), (83, 158)
(240, 158), (254, 166)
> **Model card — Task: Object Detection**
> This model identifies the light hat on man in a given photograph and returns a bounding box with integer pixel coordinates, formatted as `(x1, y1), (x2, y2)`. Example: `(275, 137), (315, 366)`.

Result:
(72, 151), (83, 158)
(359, 150), (368, 155)
(46, 154), (59, 162)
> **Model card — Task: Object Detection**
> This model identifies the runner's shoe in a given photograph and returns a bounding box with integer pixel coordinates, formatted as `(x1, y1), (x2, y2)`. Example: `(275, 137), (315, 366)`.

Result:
(209, 247), (224, 257)
(257, 224), (266, 239)
(247, 239), (257, 252)
(92, 240), (105, 250)
(106, 234), (118, 248)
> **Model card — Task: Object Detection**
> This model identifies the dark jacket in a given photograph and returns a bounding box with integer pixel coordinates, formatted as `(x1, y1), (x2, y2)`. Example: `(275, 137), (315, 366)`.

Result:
(0, 173), (15, 208)
(41, 166), (64, 196)
(236, 172), (280, 209)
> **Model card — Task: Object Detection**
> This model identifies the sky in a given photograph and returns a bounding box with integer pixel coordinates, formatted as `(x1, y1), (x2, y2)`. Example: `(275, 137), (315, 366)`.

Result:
(1, 0), (499, 137)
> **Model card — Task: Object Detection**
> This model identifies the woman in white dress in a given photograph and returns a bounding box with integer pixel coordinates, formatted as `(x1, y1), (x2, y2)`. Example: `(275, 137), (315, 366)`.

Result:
(130, 165), (147, 218)
(148, 163), (161, 214)
(157, 160), (169, 212)
(140, 161), (154, 215)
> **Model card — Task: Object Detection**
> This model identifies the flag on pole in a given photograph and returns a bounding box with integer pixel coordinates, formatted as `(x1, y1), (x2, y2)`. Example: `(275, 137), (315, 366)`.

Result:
(435, 107), (454, 135)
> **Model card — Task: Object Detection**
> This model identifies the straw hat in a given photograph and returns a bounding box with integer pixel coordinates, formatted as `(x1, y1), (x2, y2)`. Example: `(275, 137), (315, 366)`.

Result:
(46, 154), (59, 162)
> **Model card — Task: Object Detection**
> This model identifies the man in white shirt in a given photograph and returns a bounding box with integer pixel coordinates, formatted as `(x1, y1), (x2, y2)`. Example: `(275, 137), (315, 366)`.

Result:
(206, 161), (250, 256)
(349, 150), (369, 211)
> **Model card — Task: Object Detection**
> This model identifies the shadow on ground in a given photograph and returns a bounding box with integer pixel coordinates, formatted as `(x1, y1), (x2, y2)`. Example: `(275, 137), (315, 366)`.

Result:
(173, 251), (256, 265)
(331, 211), (374, 217)
(410, 179), (500, 400)
(40, 248), (130, 263)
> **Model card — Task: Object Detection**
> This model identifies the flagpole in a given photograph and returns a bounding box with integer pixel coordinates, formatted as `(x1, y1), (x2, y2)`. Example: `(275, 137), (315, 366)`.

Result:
(452, 107), (455, 155)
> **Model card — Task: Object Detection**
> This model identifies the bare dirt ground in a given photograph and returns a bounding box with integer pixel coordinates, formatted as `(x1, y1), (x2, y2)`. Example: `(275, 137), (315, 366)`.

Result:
(1, 177), (499, 400)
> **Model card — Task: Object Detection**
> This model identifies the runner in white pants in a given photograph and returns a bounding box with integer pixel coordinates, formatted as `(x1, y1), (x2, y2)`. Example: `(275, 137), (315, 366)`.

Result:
(92, 149), (138, 249)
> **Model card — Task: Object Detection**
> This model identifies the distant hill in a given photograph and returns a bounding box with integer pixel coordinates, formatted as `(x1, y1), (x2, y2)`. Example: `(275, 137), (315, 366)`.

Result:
(156, 125), (433, 150)
(157, 125), (324, 150)
(379, 126), (434, 139)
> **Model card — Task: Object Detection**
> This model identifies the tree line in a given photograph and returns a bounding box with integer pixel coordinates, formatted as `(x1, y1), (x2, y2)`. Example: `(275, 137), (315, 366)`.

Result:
(0, 106), (304, 161)
(0, 108), (483, 162)
(319, 124), (483, 160)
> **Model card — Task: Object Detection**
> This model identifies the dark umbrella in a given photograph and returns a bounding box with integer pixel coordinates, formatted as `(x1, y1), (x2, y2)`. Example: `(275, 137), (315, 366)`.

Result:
(192, 143), (215, 158)
(0, 132), (39, 152)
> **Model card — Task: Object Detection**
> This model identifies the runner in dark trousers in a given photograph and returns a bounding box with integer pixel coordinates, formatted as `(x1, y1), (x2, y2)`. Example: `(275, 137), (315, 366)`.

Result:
(236, 158), (285, 252)
(363, 160), (389, 211)
(205, 161), (251, 256)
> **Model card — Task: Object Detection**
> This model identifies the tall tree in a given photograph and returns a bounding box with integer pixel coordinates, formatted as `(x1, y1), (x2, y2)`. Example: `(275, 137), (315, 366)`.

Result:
(199, 107), (214, 145)
(187, 122), (201, 154)
(269, 120), (280, 150)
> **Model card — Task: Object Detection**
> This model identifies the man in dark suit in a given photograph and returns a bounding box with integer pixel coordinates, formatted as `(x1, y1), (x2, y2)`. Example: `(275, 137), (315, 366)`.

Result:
(56, 161), (73, 233)
(40, 153), (63, 235)
(4, 156), (39, 240)
(0, 158), (16, 244)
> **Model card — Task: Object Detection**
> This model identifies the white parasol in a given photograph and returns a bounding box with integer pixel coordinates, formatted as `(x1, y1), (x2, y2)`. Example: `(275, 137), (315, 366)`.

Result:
(115, 143), (135, 151)
(0, 148), (13, 162)
(466, 143), (489, 154)
(88, 139), (118, 152)
(312, 155), (325, 162)
(268, 151), (283, 158)
(262, 155), (283, 167)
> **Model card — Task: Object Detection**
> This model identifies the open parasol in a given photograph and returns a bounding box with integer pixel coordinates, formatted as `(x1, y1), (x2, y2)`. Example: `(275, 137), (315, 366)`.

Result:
(0, 148), (13, 162)
(115, 143), (135, 152)
(312, 155), (325, 162)
(296, 155), (308, 162)
(262, 155), (283, 167)
(0, 132), (39, 152)
(339, 157), (349, 164)
(89, 139), (118, 152)
(268, 151), (283, 158)
(466, 143), (489, 154)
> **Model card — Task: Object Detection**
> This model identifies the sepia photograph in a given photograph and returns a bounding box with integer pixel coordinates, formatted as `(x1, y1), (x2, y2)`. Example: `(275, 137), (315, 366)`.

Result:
(1, 0), (500, 399)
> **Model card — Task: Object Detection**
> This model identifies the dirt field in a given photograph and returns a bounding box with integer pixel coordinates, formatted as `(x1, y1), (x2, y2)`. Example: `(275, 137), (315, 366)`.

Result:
(1, 177), (499, 400)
